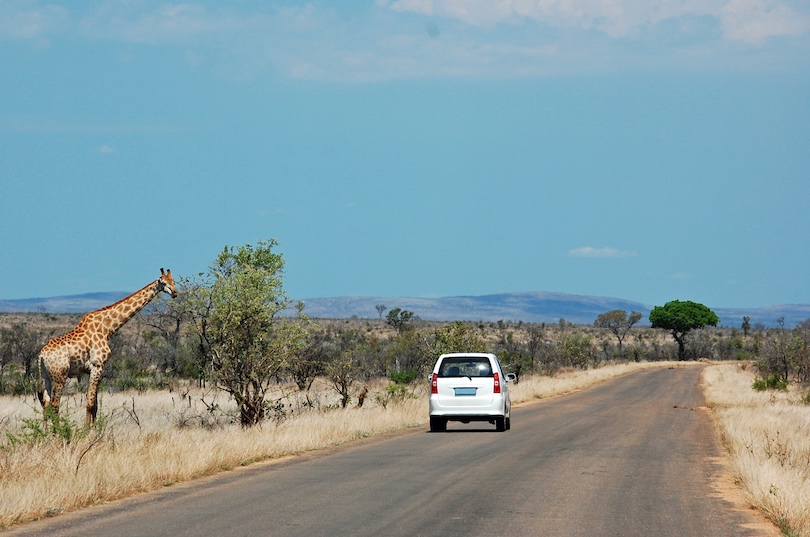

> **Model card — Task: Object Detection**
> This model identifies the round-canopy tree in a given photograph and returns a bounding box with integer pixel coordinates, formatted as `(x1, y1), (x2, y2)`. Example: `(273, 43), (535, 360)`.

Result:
(649, 300), (719, 361)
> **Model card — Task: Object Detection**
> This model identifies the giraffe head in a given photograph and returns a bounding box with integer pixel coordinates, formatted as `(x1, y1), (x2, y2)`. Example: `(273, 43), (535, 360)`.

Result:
(158, 268), (178, 298)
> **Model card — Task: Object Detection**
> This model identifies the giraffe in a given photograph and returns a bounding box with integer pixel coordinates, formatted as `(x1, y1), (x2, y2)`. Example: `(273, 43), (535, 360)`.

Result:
(37, 268), (178, 424)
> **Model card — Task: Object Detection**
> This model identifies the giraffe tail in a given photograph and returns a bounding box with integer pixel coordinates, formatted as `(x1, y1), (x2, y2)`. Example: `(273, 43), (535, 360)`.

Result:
(36, 355), (47, 408)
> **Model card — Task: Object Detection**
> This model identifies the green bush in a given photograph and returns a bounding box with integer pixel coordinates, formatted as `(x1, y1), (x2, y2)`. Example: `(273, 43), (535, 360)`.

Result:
(752, 372), (788, 392)
(0, 364), (32, 396)
(114, 375), (154, 392)
(4, 408), (103, 445)
(374, 383), (416, 408)
(388, 369), (418, 384)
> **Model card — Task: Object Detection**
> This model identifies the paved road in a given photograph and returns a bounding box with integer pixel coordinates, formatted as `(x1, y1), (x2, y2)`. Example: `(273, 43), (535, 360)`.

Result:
(5, 367), (774, 536)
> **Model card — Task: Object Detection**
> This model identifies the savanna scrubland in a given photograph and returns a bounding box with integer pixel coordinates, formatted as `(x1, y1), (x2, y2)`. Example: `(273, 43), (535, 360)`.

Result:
(1, 311), (809, 535)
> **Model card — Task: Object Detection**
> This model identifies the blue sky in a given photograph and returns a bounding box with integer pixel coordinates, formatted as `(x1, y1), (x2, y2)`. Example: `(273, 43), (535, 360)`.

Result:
(1, 0), (808, 309)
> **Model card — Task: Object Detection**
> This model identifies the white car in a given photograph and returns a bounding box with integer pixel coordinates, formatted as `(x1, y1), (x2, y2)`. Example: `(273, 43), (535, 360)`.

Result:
(429, 352), (516, 432)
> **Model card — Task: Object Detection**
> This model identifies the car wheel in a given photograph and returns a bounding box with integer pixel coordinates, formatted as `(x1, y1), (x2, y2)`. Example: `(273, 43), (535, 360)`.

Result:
(505, 417), (511, 430)
(495, 416), (506, 432)
(430, 417), (447, 432)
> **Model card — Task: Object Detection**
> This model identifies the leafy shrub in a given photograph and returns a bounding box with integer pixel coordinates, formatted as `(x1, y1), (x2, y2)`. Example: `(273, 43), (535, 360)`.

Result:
(752, 373), (788, 392)
(0, 365), (31, 395)
(557, 333), (593, 369)
(5, 408), (103, 445)
(388, 369), (418, 384)
(375, 383), (415, 408)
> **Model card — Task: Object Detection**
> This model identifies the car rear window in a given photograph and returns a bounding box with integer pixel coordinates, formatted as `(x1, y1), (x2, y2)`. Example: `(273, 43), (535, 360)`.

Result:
(438, 357), (493, 378)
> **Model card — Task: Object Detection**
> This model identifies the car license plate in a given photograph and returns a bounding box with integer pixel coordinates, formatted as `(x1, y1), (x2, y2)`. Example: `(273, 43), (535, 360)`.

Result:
(454, 387), (477, 396)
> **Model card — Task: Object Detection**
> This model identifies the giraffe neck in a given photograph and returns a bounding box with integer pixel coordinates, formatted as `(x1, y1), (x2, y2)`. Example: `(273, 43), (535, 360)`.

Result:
(86, 280), (161, 336)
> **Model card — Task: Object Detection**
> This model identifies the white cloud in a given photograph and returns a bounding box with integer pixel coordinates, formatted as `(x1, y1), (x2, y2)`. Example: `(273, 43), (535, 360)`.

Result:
(2, 1), (807, 81)
(385, 0), (810, 42)
(78, 4), (247, 45)
(0, 2), (69, 42)
(720, 0), (810, 43)
(568, 246), (638, 258)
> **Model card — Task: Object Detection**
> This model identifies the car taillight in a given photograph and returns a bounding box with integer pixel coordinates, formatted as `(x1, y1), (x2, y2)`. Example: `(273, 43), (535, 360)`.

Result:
(431, 373), (438, 394)
(493, 372), (501, 394)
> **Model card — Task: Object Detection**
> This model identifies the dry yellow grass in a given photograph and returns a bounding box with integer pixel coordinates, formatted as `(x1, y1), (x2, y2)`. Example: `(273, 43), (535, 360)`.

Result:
(703, 363), (810, 537)
(0, 360), (762, 531)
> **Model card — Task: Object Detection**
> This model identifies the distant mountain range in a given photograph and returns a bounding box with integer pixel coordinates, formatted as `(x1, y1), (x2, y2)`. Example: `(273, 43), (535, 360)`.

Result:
(0, 293), (128, 316)
(2, 291), (809, 328)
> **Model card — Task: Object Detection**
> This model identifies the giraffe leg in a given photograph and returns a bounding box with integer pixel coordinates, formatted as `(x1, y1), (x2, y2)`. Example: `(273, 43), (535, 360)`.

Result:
(45, 378), (64, 421)
(86, 366), (103, 424)
(38, 357), (52, 410)
(38, 355), (66, 421)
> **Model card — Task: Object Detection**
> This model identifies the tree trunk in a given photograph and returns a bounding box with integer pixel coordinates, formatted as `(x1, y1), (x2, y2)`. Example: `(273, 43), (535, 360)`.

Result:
(674, 331), (686, 361)
(240, 399), (265, 427)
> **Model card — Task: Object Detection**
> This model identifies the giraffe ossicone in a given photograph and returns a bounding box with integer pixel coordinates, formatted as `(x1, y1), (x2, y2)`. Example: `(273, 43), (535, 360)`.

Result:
(37, 268), (178, 424)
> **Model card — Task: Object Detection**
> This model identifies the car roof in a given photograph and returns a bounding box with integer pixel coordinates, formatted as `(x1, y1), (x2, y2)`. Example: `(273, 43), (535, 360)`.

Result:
(438, 352), (496, 359)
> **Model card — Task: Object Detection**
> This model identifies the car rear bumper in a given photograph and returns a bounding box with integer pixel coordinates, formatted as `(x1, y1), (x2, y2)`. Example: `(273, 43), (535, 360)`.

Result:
(429, 413), (506, 422)
(429, 399), (510, 418)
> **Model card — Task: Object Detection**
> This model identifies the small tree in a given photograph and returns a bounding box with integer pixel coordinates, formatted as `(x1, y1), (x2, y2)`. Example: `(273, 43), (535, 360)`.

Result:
(325, 330), (368, 408)
(375, 304), (386, 318)
(141, 294), (185, 375)
(741, 316), (751, 338)
(178, 239), (307, 426)
(649, 300), (719, 361)
(0, 323), (44, 394)
(756, 319), (810, 384)
(790, 320), (810, 383)
(325, 352), (361, 408)
(491, 323), (530, 381)
(385, 329), (431, 377)
(431, 321), (487, 357)
(289, 330), (328, 392)
(385, 308), (415, 334)
(594, 310), (642, 356)
(557, 332), (593, 369)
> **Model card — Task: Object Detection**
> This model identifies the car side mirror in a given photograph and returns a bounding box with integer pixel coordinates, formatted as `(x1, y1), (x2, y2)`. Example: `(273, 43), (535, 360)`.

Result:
(505, 373), (517, 382)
